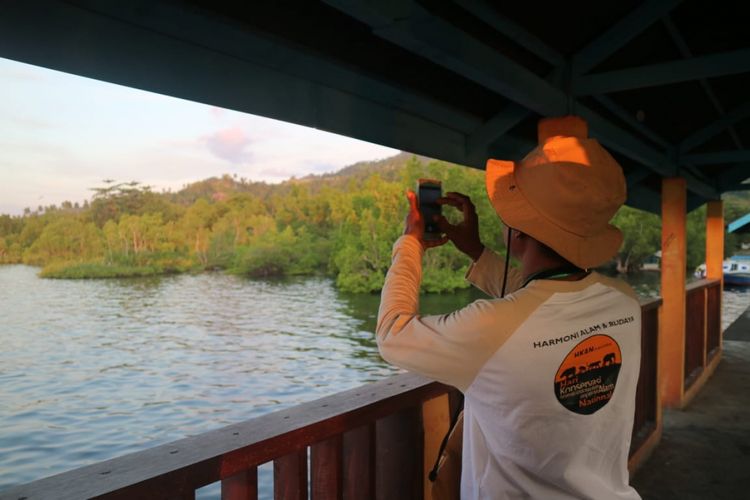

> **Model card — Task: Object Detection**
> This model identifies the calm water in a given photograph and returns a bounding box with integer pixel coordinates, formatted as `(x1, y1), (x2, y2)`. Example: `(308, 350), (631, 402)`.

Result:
(1, 265), (748, 497)
(0, 265), (485, 496)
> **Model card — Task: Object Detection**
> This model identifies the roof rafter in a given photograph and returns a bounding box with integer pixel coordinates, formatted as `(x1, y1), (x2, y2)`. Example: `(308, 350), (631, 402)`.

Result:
(466, 68), (563, 163)
(682, 150), (750, 165)
(324, 0), (719, 200)
(0, 1), (476, 166)
(679, 100), (750, 153)
(663, 15), (743, 150)
(573, 48), (750, 96)
(591, 94), (670, 149)
(571, 0), (684, 75)
(454, 0), (565, 66)
(718, 164), (750, 191)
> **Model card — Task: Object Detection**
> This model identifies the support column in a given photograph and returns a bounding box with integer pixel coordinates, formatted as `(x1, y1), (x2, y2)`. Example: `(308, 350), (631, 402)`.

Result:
(660, 177), (687, 408)
(706, 199), (724, 349)
(705, 200), (724, 284)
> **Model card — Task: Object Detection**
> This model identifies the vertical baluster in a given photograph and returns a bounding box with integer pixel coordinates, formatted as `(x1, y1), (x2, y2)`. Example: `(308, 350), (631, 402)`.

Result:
(375, 406), (422, 500)
(343, 424), (374, 500)
(702, 287), (709, 367)
(421, 394), (450, 500)
(274, 449), (308, 500)
(222, 467), (258, 500)
(311, 435), (343, 500)
(707, 284), (721, 354)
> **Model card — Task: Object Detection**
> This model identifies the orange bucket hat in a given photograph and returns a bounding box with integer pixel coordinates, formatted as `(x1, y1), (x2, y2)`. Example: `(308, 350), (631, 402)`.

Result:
(485, 116), (626, 269)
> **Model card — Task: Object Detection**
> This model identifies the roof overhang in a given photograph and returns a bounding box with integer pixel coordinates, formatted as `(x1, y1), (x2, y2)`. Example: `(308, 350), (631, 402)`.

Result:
(2, 1), (749, 213)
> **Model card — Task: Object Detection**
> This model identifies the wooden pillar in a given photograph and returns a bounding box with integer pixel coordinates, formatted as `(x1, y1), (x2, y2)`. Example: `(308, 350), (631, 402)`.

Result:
(705, 200), (724, 283)
(706, 199), (724, 348)
(660, 178), (687, 407)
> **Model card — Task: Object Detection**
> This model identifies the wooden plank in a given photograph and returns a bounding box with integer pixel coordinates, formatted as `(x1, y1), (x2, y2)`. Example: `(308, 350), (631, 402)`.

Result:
(3, 373), (449, 500)
(221, 468), (258, 500)
(342, 425), (374, 500)
(274, 449), (308, 500)
(706, 283), (721, 353)
(631, 305), (659, 457)
(684, 278), (717, 292)
(639, 297), (663, 312)
(684, 287), (706, 388)
(375, 407), (422, 500)
(311, 436), (342, 500)
(421, 395), (450, 500)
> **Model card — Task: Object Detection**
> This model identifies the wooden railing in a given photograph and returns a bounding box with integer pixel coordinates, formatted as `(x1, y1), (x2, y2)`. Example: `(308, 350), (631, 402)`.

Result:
(1, 374), (460, 500)
(630, 297), (661, 462)
(684, 279), (722, 391)
(3, 301), (663, 500)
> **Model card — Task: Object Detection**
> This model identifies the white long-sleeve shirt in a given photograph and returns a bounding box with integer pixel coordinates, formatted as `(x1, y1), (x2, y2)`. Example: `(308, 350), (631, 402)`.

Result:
(377, 235), (642, 500)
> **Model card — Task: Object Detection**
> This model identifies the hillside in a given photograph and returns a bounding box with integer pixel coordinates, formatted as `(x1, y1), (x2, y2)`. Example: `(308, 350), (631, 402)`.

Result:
(170, 152), (425, 205)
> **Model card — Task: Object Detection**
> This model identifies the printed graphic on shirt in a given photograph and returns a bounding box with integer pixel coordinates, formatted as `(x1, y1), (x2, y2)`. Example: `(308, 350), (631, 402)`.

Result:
(554, 335), (622, 415)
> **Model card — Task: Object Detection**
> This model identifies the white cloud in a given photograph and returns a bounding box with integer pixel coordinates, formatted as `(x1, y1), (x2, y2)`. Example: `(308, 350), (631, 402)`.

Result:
(0, 57), (401, 215)
(203, 126), (253, 164)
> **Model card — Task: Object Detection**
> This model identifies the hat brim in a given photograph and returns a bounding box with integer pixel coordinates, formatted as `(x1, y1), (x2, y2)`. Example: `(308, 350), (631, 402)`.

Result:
(485, 159), (622, 269)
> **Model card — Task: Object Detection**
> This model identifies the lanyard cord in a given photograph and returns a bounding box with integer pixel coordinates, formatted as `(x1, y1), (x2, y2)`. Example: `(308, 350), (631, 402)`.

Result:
(521, 265), (587, 288)
(429, 233), (586, 482)
(500, 227), (512, 298)
(430, 229), (515, 482)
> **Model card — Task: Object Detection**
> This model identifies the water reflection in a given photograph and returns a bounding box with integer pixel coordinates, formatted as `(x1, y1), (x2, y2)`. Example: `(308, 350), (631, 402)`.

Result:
(1, 265), (748, 498)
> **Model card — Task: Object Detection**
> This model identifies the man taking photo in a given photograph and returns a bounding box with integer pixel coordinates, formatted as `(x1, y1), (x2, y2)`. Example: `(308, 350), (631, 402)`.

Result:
(377, 116), (642, 499)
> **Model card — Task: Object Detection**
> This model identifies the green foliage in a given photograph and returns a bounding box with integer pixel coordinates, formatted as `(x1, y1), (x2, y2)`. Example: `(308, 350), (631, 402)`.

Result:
(611, 206), (661, 272)
(23, 217), (103, 265)
(686, 206), (707, 271)
(3, 154), (747, 289)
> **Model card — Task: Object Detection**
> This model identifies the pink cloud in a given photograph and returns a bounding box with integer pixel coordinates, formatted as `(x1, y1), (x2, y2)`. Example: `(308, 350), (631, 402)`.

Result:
(204, 126), (252, 164)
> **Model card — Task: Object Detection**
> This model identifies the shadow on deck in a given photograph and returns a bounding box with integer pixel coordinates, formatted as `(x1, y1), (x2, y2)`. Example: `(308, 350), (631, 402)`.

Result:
(632, 339), (750, 499)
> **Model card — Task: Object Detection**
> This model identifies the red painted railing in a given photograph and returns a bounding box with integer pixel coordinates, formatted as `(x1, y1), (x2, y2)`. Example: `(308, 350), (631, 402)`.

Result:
(630, 297), (661, 458)
(2, 302), (663, 500)
(684, 279), (721, 390)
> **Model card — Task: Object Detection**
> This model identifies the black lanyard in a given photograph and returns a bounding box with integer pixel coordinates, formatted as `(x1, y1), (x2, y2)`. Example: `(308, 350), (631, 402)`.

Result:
(521, 265), (587, 288)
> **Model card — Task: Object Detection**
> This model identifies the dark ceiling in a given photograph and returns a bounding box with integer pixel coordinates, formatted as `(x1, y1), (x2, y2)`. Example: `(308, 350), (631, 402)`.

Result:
(2, 0), (750, 213)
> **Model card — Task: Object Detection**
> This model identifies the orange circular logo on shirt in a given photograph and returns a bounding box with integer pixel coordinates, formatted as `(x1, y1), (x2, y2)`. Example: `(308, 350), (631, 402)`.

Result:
(554, 335), (622, 415)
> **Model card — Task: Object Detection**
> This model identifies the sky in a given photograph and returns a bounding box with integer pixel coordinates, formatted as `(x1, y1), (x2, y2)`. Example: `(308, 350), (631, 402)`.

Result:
(0, 57), (399, 215)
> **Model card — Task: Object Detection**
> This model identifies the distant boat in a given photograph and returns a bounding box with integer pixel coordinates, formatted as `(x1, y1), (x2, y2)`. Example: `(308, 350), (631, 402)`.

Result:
(694, 255), (750, 286)
(640, 251), (661, 272)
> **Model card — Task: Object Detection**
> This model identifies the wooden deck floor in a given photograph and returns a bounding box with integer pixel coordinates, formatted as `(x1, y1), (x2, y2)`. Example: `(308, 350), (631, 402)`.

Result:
(631, 333), (750, 499)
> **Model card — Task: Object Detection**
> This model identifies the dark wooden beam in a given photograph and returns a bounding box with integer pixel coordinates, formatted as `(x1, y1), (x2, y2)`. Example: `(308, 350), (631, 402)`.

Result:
(574, 48), (750, 96)
(571, 0), (684, 75)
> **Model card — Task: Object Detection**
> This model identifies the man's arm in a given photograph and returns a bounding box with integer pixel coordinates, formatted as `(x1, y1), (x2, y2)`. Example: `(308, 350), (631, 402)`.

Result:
(376, 235), (511, 392)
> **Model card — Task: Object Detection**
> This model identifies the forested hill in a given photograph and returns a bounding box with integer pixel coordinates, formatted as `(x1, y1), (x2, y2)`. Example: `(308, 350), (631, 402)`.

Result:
(1, 152), (748, 292)
(0, 154), (502, 293)
(170, 152), (430, 205)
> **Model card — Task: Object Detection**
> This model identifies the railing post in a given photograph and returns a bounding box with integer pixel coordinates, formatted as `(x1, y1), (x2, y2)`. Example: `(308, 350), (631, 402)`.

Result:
(660, 177), (687, 407)
(421, 394), (450, 500)
(222, 468), (258, 500)
(628, 299), (662, 473)
(343, 424), (375, 500)
(311, 435), (343, 500)
(702, 287), (709, 368)
(375, 407), (422, 500)
(275, 449), (308, 500)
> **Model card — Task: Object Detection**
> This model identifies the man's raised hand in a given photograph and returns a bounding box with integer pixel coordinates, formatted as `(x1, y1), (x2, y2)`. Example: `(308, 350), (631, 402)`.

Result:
(435, 192), (484, 261)
(403, 190), (448, 249)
